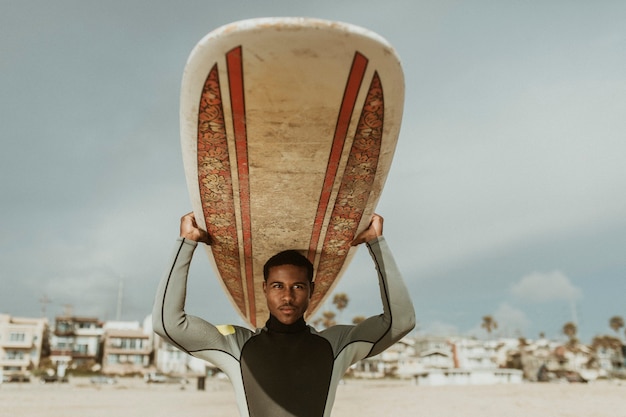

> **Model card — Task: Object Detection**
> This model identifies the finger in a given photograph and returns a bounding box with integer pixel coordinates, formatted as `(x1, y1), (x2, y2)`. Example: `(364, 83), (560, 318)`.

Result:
(371, 213), (384, 224)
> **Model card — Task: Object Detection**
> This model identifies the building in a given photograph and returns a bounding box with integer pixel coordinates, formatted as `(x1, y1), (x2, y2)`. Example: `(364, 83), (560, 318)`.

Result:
(49, 316), (104, 372)
(352, 337), (416, 378)
(591, 335), (625, 378)
(144, 315), (211, 377)
(152, 334), (209, 376)
(101, 321), (151, 375)
(450, 337), (500, 369)
(0, 314), (48, 379)
(414, 336), (455, 370)
(398, 336), (524, 386)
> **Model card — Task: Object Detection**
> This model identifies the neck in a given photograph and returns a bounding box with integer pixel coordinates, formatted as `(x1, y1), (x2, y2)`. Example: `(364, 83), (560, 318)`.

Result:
(266, 315), (307, 333)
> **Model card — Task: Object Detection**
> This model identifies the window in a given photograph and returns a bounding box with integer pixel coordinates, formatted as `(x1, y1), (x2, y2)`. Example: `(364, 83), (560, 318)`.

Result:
(56, 322), (72, 333)
(6, 350), (24, 360)
(74, 344), (89, 354)
(9, 333), (26, 342)
(110, 338), (145, 349)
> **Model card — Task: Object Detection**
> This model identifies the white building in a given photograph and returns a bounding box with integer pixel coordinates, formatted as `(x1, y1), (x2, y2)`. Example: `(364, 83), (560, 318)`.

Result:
(144, 315), (208, 377)
(101, 321), (151, 375)
(450, 337), (499, 369)
(152, 335), (208, 376)
(0, 314), (48, 379)
(400, 336), (523, 386)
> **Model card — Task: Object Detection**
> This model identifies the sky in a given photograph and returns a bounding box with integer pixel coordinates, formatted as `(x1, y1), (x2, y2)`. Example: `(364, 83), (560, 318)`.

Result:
(1, 0), (625, 344)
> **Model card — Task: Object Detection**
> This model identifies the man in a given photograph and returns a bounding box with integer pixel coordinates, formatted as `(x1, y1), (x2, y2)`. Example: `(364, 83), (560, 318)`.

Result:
(153, 212), (414, 417)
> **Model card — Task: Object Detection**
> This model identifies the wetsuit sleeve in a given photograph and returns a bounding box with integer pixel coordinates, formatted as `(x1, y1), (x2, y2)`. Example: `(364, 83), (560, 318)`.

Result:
(351, 236), (415, 357)
(152, 238), (249, 356)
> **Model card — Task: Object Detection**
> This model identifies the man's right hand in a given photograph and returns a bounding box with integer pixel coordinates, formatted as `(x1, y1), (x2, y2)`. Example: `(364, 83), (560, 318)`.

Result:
(350, 213), (384, 246)
(180, 212), (211, 244)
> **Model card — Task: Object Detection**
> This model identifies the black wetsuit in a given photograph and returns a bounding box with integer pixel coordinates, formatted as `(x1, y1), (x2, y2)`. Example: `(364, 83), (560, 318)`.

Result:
(152, 236), (415, 417)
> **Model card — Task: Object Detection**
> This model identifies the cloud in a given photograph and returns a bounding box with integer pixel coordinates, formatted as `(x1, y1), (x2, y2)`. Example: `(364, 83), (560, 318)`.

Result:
(511, 270), (582, 302)
(493, 303), (531, 337)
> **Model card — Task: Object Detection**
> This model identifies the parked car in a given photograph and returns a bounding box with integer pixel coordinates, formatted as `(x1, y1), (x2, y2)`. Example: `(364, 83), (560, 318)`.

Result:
(144, 372), (168, 383)
(3, 374), (31, 383)
(40, 374), (69, 383)
(90, 375), (117, 385)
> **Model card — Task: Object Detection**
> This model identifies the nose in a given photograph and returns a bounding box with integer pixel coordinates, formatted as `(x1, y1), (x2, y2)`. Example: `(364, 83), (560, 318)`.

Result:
(281, 288), (294, 302)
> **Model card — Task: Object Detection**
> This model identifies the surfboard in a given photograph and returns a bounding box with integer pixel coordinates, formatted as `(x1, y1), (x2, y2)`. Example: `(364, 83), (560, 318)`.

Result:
(180, 17), (404, 328)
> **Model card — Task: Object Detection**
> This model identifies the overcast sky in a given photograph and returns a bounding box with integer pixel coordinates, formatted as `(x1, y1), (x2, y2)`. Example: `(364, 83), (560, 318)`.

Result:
(1, 1), (625, 343)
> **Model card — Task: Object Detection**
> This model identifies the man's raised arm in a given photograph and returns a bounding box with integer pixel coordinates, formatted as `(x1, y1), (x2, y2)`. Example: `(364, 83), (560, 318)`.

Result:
(152, 213), (239, 354)
(350, 214), (416, 357)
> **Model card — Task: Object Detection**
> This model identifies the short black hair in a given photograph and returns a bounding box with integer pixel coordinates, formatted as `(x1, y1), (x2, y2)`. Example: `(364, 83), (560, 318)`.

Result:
(263, 250), (314, 282)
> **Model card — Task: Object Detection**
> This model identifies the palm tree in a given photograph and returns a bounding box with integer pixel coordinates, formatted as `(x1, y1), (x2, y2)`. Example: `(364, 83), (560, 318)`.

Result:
(481, 315), (498, 338)
(562, 321), (578, 348)
(312, 292), (350, 328)
(352, 315), (366, 325)
(321, 311), (336, 328)
(609, 316), (624, 338)
(332, 293), (349, 322)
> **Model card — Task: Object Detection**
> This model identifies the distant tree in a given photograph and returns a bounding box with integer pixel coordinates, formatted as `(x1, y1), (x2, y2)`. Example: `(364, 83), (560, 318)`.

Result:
(481, 315), (498, 338)
(609, 316), (624, 337)
(332, 293), (349, 311)
(312, 292), (351, 328)
(562, 321), (578, 347)
(591, 335), (622, 350)
(352, 315), (366, 325)
(321, 311), (336, 328)
(332, 293), (349, 321)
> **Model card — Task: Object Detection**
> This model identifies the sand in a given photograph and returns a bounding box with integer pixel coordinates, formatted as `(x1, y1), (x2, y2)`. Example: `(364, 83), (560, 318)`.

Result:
(2, 377), (624, 417)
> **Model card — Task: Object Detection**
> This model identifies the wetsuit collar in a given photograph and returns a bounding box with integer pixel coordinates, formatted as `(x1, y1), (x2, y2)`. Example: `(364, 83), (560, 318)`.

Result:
(266, 315), (307, 333)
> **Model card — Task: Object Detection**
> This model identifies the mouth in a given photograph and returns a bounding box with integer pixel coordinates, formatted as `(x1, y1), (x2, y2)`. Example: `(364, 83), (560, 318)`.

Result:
(279, 305), (296, 313)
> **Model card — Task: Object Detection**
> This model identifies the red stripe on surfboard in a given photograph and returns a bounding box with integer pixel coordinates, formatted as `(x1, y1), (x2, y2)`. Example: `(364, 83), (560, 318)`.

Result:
(308, 52), (368, 261)
(226, 46), (256, 325)
(197, 64), (246, 315)
(308, 71), (385, 311)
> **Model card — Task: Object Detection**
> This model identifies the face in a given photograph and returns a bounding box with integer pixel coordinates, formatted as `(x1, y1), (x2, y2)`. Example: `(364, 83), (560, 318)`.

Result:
(263, 264), (313, 325)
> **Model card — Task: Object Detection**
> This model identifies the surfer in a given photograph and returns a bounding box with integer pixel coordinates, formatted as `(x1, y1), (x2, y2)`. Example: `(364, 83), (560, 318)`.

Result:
(153, 212), (415, 417)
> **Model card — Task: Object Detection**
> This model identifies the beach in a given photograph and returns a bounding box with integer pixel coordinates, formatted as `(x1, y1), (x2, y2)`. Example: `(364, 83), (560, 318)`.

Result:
(2, 377), (624, 417)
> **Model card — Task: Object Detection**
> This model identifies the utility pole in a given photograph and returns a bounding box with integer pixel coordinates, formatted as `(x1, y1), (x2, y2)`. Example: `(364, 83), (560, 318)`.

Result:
(62, 304), (73, 317)
(116, 279), (124, 321)
(39, 294), (51, 318)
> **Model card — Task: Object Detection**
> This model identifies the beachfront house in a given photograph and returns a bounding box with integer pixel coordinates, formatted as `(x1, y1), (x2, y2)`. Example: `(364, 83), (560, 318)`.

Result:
(591, 335), (625, 377)
(399, 336), (524, 385)
(151, 333), (209, 376)
(49, 315), (104, 373)
(352, 337), (416, 378)
(0, 314), (48, 381)
(100, 321), (152, 375)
